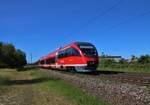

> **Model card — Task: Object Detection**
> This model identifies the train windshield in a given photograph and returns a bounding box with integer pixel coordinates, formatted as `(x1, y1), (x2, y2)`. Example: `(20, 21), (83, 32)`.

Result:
(75, 42), (98, 57)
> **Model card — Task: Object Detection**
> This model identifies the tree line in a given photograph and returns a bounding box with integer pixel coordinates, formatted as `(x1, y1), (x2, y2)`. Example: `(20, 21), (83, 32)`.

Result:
(100, 55), (150, 68)
(0, 42), (27, 68)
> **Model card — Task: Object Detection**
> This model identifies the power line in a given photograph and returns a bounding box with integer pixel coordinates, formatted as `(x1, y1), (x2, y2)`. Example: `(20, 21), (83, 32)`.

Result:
(30, 53), (32, 64)
(76, 0), (122, 34)
(107, 10), (150, 30)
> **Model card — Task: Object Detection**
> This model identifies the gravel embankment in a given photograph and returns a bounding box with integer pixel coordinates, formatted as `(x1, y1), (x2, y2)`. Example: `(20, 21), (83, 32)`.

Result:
(40, 69), (150, 105)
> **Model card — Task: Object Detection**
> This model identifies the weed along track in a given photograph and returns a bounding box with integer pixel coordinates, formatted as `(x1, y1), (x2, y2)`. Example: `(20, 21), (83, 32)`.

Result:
(39, 69), (150, 105)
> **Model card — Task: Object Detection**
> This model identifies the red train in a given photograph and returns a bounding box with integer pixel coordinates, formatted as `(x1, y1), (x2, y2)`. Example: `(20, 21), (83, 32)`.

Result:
(38, 42), (99, 72)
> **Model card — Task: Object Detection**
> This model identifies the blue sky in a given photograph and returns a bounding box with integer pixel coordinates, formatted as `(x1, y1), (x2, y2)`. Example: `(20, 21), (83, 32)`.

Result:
(0, 0), (150, 62)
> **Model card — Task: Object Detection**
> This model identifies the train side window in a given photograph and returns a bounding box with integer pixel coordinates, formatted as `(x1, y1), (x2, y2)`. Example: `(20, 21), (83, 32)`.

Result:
(63, 50), (67, 57)
(46, 57), (55, 64)
(58, 51), (64, 58)
(70, 47), (81, 56)
(46, 60), (48, 64)
(52, 57), (56, 63)
(58, 51), (62, 58)
(64, 48), (69, 56)
(40, 60), (45, 64)
(62, 51), (65, 58)
(65, 48), (70, 57)
(46, 59), (50, 64)
(58, 47), (80, 58)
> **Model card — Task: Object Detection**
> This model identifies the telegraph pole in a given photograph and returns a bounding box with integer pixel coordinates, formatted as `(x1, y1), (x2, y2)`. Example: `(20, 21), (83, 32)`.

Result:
(30, 53), (32, 64)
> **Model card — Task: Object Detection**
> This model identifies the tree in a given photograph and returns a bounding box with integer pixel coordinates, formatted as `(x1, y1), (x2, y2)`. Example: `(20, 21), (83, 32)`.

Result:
(138, 55), (150, 64)
(0, 42), (3, 67)
(102, 59), (116, 67)
(0, 42), (27, 68)
(130, 55), (138, 64)
(14, 49), (27, 67)
(119, 58), (128, 65)
(0, 42), (2, 58)
(1, 43), (16, 67)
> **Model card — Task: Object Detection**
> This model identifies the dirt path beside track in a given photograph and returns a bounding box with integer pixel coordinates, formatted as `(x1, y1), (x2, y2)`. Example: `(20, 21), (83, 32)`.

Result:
(0, 69), (73, 105)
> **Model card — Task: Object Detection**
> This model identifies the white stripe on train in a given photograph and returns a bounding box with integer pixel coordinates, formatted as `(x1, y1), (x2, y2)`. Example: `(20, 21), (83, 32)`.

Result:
(40, 64), (87, 67)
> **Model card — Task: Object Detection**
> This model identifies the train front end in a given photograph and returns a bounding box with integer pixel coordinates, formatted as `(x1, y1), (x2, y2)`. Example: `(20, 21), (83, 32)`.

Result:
(75, 42), (99, 72)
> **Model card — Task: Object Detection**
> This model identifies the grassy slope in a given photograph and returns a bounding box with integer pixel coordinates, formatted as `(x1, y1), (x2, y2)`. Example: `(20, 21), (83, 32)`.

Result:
(31, 70), (111, 105)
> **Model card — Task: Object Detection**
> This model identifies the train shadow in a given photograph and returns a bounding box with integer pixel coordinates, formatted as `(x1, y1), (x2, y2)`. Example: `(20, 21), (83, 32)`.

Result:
(39, 68), (125, 75)
(78, 70), (125, 75)
(97, 70), (125, 74)
(5, 77), (50, 86)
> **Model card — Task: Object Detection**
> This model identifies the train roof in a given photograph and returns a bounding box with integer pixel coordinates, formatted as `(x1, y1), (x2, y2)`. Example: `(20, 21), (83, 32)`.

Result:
(74, 42), (94, 46)
(39, 42), (94, 61)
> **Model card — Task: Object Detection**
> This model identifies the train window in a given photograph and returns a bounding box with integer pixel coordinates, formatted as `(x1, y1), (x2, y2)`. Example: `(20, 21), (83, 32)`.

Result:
(46, 59), (48, 64)
(46, 59), (50, 64)
(80, 48), (98, 57)
(64, 50), (68, 57)
(58, 52), (61, 58)
(58, 51), (64, 58)
(46, 57), (55, 64)
(40, 60), (45, 64)
(58, 47), (80, 58)
(72, 48), (81, 56)
(67, 47), (81, 56)
(65, 48), (70, 57)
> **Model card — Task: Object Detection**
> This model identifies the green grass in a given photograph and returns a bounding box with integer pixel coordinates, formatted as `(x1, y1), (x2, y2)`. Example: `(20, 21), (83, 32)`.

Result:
(0, 76), (9, 93)
(0, 76), (7, 85)
(0, 69), (9, 86)
(31, 71), (111, 105)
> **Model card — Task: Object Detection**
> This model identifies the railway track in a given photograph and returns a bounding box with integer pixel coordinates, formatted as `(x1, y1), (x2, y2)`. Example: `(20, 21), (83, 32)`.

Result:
(38, 68), (150, 86)
(55, 70), (150, 86)
(98, 73), (150, 86)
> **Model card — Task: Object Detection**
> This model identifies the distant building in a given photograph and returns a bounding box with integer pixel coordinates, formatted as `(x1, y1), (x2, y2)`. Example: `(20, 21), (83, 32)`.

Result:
(99, 56), (122, 62)
(128, 58), (138, 63)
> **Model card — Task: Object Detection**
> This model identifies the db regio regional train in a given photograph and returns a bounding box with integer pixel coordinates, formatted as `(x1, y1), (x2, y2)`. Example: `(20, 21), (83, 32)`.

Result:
(38, 42), (99, 72)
